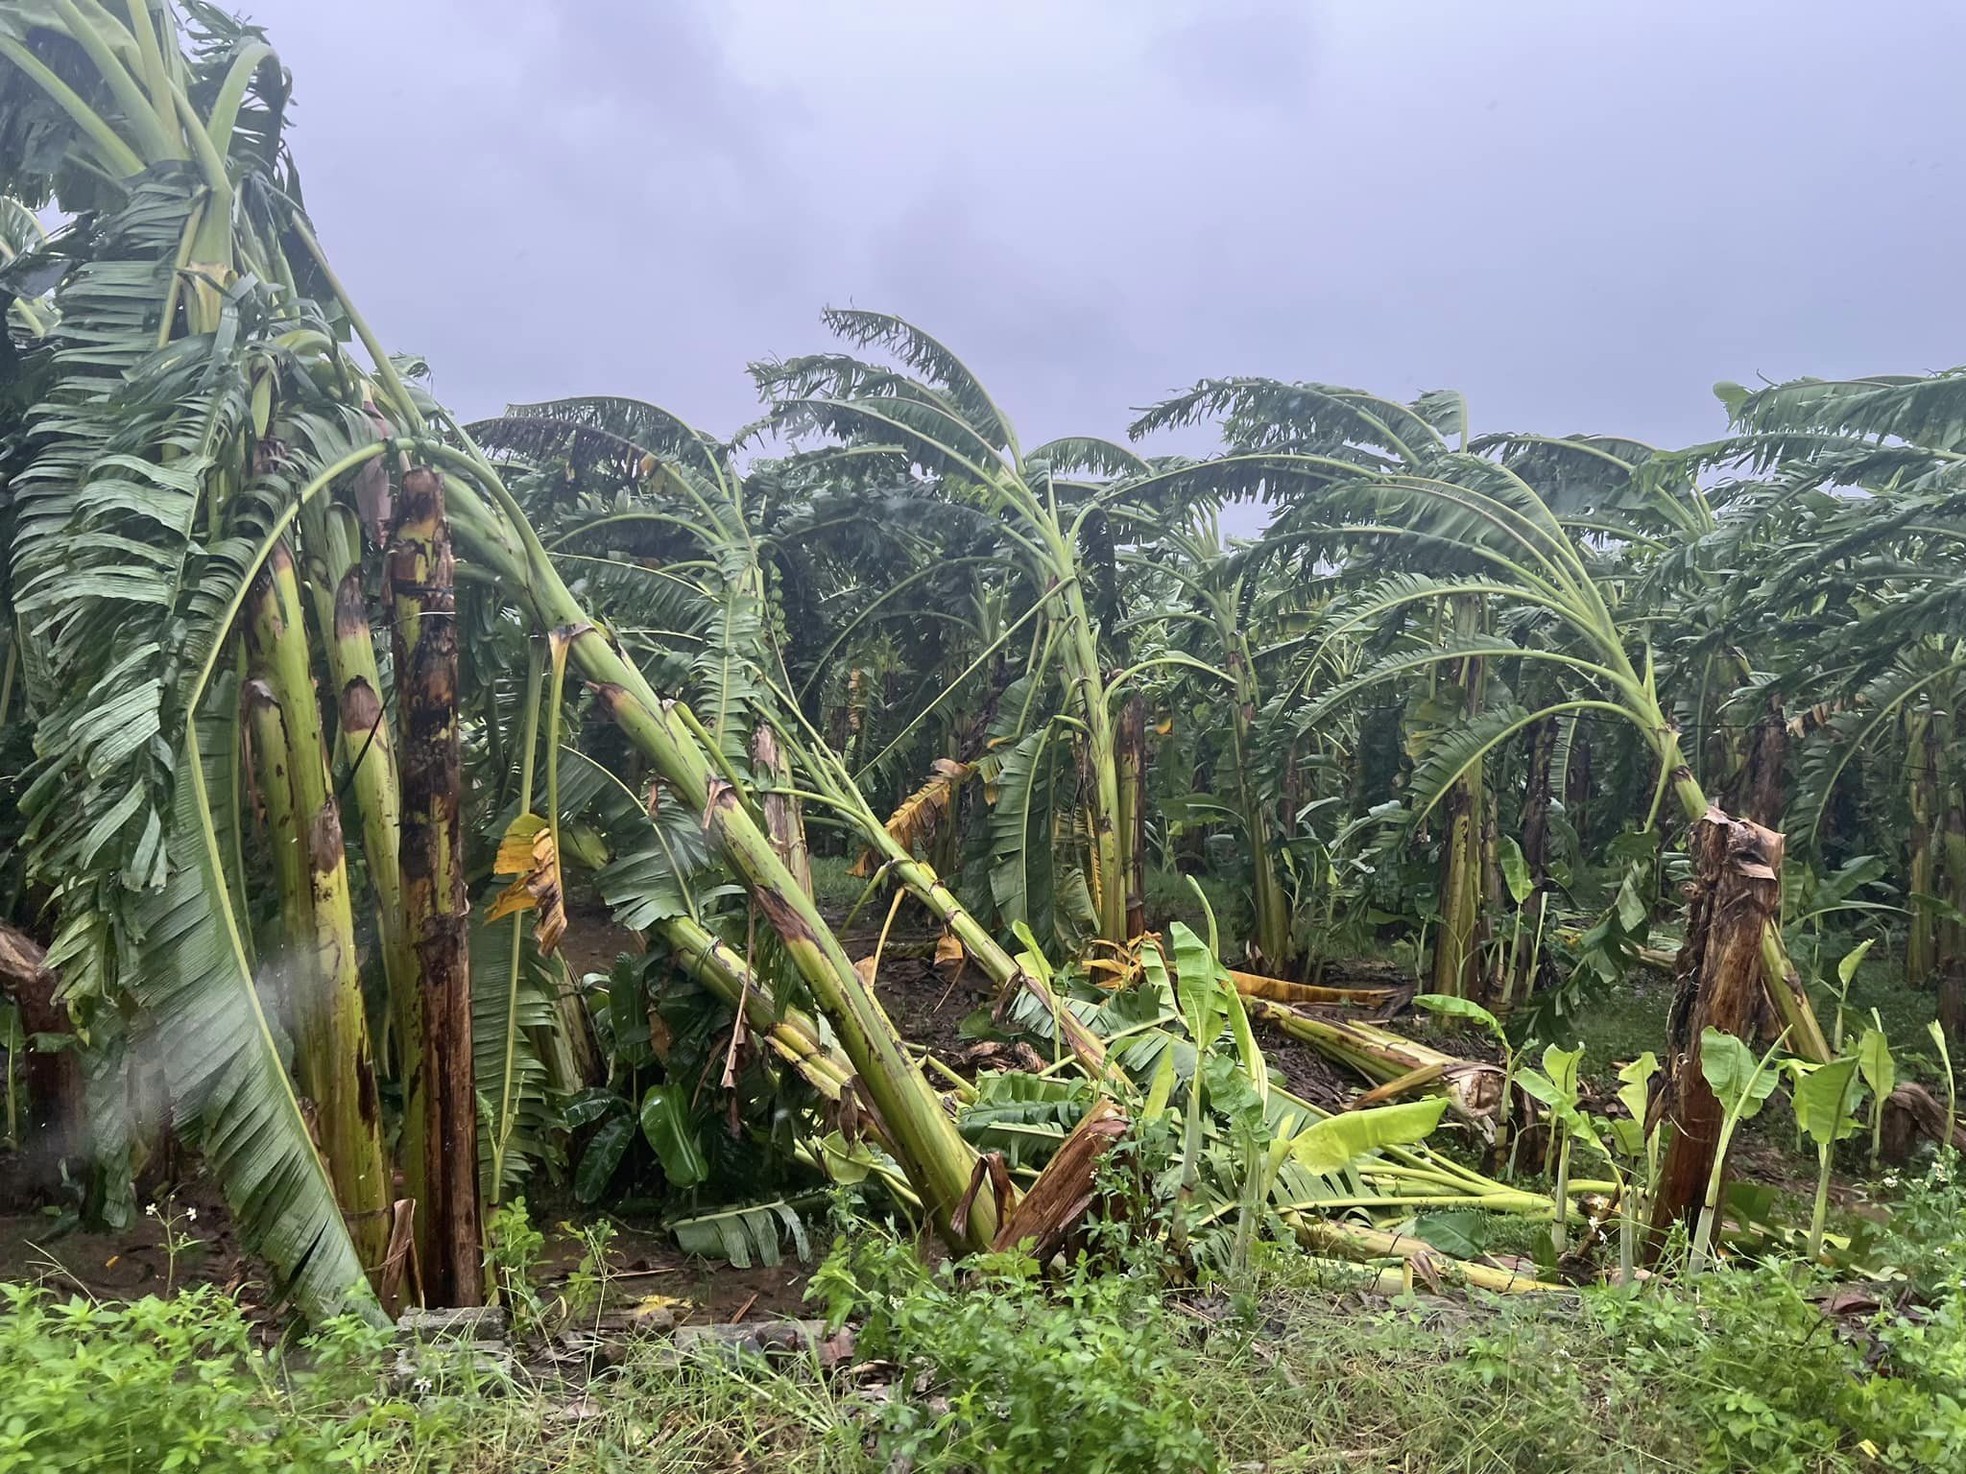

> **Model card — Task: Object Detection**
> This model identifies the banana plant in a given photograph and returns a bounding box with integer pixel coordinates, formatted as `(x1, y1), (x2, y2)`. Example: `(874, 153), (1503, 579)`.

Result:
(1857, 1017), (1896, 1172)
(1516, 1043), (1594, 1256)
(1131, 411), (1830, 1235)
(1609, 1052), (1660, 1285)
(1689, 1028), (1787, 1274)
(1786, 1052), (1866, 1264)
(754, 312), (1161, 947)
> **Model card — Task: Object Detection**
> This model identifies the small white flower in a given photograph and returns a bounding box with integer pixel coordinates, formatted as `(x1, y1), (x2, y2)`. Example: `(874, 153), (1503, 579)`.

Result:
(145, 1203), (160, 1219)
(412, 1377), (434, 1395)
(184, 1207), (197, 1223)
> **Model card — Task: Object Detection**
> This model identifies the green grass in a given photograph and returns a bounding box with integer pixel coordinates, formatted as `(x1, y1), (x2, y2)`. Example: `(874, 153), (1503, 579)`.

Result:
(808, 852), (868, 920)
(18, 1196), (1966, 1473)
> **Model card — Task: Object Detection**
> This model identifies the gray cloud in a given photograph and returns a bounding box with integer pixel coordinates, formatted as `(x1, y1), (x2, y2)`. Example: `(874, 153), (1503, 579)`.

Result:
(245, 0), (1966, 468)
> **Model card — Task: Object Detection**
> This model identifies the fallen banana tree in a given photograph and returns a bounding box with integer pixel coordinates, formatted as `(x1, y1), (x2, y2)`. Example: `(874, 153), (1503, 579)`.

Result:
(1243, 996), (1507, 1137)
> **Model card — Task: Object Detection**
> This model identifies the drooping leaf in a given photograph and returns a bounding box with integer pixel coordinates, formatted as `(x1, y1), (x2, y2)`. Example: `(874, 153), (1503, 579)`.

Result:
(1412, 1210), (1490, 1259)
(849, 757), (970, 877)
(125, 721), (380, 1324)
(671, 1199), (811, 1269)
(486, 811), (568, 954)
(1412, 992), (1503, 1042)
(574, 1114), (636, 1205)
(1290, 1097), (1450, 1176)
(639, 1084), (709, 1189)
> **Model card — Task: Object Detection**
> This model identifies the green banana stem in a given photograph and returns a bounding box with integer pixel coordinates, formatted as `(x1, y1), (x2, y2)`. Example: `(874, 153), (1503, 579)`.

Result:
(242, 542), (391, 1283)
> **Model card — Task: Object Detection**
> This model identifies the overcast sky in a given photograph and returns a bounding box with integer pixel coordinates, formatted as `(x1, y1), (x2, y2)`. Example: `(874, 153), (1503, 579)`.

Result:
(245, 0), (1965, 462)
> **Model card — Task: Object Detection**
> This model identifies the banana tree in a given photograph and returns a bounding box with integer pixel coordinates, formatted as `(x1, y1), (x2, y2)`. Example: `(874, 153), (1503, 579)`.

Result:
(755, 313), (1158, 948)
(1120, 513), (1296, 970)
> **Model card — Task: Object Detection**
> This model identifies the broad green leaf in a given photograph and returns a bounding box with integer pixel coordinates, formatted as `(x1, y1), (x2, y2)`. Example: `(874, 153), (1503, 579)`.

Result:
(1541, 1044), (1584, 1106)
(1139, 942), (1172, 1011)
(1857, 1025), (1896, 1102)
(561, 1088), (623, 1130)
(640, 1084), (709, 1189)
(1412, 992), (1503, 1042)
(1222, 983), (1269, 1106)
(1615, 1051), (1659, 1126)
(1837, 939), (1876, 989)
(671, 1200), (809, 1269)
(1790, 1056), (1864, 1147)
(1499, 836), (1532, 906)
(1413, 1210), (1490, 1259)
(1291, 1097), (1450, 1176)
(1142, 1041), (1177, 1120)
(575, 1114), (635, 1204)
(816, 1131), (871, 1185)
(1615, 877), (1648, 934)
(1698, 1028), (1780, 1120)
(1170, 921), (1227, 1047)
(1609, 1117), (1649, 1157)
(1011, 921), (1053, 984)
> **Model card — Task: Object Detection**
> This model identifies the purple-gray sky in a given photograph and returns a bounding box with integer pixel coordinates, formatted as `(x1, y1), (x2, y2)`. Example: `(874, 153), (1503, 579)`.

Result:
(249, 0), (1965, 459)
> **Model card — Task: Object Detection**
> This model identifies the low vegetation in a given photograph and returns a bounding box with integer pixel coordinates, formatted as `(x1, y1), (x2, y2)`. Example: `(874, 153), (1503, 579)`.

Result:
(11, 1166), (1966, 1471)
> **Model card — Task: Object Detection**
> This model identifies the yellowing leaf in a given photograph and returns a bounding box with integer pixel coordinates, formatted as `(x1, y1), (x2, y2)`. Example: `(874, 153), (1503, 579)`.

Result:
(487, 811), (567, 954)
(849, 758), (971, 877)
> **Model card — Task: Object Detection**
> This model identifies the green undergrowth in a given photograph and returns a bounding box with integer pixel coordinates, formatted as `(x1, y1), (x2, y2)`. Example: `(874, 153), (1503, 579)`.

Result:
(11, 1170), (1966, 1472)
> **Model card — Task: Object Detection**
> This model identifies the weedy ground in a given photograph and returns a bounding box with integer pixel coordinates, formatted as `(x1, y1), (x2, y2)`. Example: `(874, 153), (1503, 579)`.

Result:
(10, 1168), (1966, 1473)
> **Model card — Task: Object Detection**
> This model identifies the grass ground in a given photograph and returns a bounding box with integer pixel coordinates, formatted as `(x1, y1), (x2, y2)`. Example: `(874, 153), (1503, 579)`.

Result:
(14, 1221), (1966, 1473)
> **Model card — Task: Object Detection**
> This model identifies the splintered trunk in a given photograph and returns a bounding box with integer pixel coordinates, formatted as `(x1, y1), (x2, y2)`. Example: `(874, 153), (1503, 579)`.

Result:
(389, 469), (482, 1308)
(1648, 812), (1785, 1241)
(243, 544), (391, 1280)
(752, 727), (813, 900)
(1116, 695), (1148, 941)
(1732, 693), (1788, 829)
(0, 924), (85, 1197)
(1907, 707), (1940, 990)
(1431, 778), (1486, 999)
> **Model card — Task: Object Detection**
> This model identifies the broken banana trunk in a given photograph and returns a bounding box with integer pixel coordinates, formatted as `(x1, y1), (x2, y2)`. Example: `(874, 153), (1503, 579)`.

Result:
(1244, 997), (1504, 1135)
(1646, 810), (1802, 1245)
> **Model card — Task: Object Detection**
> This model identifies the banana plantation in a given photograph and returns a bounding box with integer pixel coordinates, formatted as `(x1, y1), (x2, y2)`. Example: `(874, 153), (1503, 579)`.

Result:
(6, 6), (1966, 1471)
